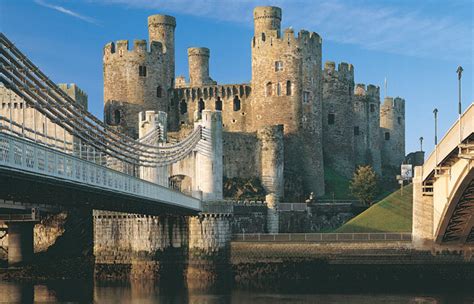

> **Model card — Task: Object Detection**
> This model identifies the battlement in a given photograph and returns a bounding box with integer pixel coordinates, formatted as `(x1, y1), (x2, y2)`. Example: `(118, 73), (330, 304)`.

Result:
(324, 61), (354, 82)
(176, 83), (251, 102)
(188, 47), (210, 57)
(354, 83), (380, 98)
(253, 26), (321, 53)
(382, 96), (405, 113)
(147, 14), (176, 28)
(103, 39), (163, 56)
(58, 83), (88, 109)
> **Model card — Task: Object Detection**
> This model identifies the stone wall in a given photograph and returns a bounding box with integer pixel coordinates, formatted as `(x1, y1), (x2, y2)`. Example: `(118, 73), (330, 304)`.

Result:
(223, 131), (260, 179)
(93, 212), (188, 281)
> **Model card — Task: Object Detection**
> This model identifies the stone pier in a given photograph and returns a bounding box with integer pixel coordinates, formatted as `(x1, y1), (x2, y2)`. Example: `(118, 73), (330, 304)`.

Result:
(7, 222), (35, 266)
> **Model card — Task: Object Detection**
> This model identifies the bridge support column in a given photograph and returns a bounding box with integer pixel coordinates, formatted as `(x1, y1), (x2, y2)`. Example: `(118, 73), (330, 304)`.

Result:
(7, 222), (34, 266)
(412, 166), (434, 248)
(187, 213), (232, 289)
(194, 110), (223, 201)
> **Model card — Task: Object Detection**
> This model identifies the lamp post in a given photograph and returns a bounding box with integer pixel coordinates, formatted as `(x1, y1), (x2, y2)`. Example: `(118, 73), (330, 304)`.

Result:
(433, 108), (438, 145)
(419, 136), (424, 152)
(456, 66), (463, 143)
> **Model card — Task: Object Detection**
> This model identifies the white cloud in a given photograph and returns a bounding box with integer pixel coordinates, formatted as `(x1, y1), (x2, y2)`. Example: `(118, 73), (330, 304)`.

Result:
(95, 0), (472, 62)
(35, 0), (100, 25)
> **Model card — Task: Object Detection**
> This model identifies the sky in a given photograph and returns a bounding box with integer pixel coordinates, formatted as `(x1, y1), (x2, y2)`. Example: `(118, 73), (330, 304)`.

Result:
(1, 0), (472, 156)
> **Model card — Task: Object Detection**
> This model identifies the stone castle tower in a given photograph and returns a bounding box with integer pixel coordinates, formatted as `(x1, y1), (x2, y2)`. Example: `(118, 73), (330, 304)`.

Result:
(250, 6), (324, 196)
(102, 6), (406, 200)
(380, 96), (406, 172)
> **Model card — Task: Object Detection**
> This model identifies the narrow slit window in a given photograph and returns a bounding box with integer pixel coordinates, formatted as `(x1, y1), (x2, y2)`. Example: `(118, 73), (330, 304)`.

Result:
(385, 132), (390, 140)
(266, 82), (272, 96)
(286, 80), (292, 96)
(156, 86), (162, 98)
(215, 97), (222, 111)
(180, 99), (187, 115)
(139, 65), (147, 77)
(233, 96), (241, 111)
(198, 98), (205, 113)
(354, 126), (360, 136)
(328, 113), (335, 125)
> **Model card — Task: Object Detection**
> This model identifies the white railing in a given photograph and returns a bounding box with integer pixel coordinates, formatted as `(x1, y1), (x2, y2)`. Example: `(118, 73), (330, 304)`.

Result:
(423, 103), (474, 181)
(0, 132), (201, 211)
(233, 233), (412, 242)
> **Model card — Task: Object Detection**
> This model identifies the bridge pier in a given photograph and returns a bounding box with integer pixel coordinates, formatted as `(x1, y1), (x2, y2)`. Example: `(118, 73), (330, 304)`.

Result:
(412, 166), (434, 248)
(7, 222), (35, 266)
(187, 212), (232, 289)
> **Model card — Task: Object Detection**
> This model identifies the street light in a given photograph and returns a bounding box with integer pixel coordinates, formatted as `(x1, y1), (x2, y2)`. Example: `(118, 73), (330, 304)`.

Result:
(456, 66), (463, 144)
(433, 108), (438, 145)
(419, 136), (424, 152)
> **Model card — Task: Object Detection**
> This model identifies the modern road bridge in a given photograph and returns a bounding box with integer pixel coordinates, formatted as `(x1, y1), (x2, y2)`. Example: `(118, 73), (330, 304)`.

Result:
(413, 103), (474, 247)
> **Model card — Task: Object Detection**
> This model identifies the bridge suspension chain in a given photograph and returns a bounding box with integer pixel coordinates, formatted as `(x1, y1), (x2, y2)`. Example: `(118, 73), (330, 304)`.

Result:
(0, 33), (204, 167)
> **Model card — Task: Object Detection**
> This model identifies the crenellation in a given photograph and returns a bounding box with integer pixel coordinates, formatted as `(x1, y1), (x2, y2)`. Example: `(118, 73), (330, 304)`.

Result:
(102, 5), (406, 200)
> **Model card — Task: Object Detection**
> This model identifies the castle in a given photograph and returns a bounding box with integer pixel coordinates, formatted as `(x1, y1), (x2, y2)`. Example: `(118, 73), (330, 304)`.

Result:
(103, 6), (406, 201)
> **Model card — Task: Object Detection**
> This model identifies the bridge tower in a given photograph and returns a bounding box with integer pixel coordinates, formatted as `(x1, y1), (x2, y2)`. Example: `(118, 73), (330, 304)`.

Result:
(250, 6), (324, 198)
(139, 110), (169, 187)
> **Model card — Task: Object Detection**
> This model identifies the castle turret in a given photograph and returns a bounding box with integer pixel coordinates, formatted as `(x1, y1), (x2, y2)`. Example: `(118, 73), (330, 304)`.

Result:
(148, 14), (176, 89)
(253, 6), (281, 38)
(188, 47), (216, 87)
(353, 84), (382, 174)
(380, 96), (405, 172)
(322, 61), (355, 178)
(251, 6), (324, 198)
(103, 39), (164, 138)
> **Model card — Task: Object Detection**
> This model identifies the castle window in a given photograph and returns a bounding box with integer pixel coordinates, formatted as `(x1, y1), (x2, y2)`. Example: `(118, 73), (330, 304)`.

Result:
(398, 117), (401, 124)
(276, 83), (282, 96)
(198, 98), (205, 113)
(385, 132), (390, 140)
(114, 109), (121, 125)
(262, 33), (266, 41)
(328, 113), (335, 125)
(370, 104), (375, 113)
(180, 99), (187, 115)
(215, 97), (222, 111)
(156, 86), (162, 98)
(266, 82), (272, 96)
(275, 61), (283, 72)
(303, 91), (310, 103)
(139, 65), (147, 77)
(233, 96), (241, 111)
(354, 126), (360, 136)
(286, 80), (292, 96)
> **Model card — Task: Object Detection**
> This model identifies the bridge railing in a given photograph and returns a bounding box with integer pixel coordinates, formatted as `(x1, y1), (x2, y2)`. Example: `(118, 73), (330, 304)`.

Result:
(423, 103), (474, 181)
(0, 132), (201, 211)
(232, 233), (412, 242)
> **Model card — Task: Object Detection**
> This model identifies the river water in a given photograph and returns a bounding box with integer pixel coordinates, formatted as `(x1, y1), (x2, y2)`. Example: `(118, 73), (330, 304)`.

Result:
(1, 280), (473, 303)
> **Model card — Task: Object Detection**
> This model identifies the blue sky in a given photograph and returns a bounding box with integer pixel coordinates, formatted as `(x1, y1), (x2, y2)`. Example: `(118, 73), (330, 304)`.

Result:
(1, 0), (472, 155)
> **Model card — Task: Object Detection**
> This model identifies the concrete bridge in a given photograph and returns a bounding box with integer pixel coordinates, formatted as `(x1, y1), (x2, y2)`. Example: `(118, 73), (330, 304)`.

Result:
(413, 103), (474, 248)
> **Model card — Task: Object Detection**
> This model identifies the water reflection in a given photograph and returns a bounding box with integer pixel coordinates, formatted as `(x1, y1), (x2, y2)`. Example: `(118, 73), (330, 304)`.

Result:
(0, 281), (472, 303)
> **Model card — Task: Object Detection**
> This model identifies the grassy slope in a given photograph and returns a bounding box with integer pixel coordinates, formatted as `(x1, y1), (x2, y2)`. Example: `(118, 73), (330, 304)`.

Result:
(335, 184), (413, 233)
(321, 166), (353, 200)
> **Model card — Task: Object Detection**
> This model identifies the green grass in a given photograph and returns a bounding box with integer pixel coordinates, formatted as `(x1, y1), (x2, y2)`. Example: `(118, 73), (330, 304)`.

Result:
(335, 184), (413, 233)
(321, 166), (353, 200)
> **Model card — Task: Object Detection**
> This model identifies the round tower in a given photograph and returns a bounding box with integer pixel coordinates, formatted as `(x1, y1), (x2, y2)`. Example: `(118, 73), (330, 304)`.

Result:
(251, 5), (325, 198)
(322, 61), (356, 178)
(253, 6), (282, 37)
(188, 47), (214, 87)
(103, 39), (164, 138)
(148, 15), (176, 89)
(380, 96), (405, 172)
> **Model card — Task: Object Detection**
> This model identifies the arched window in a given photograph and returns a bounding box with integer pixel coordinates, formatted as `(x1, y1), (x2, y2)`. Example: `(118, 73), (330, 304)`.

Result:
(114, 109), (121, 125)
(215, 97), (222, 111)
(156, 86), (162, 98)
(286, 80), (292, 96)
(198, 98), (205, 113)
(266, 82), (272, 96)
(276, 83), (282, 96)
(262, 33), (266, 41)
(233, 96), (241, 111)
(180, 99), (187, 115)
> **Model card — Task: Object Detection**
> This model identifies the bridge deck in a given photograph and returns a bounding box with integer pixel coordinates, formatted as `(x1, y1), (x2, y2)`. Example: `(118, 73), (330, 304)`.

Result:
(0, 132), (201, 215)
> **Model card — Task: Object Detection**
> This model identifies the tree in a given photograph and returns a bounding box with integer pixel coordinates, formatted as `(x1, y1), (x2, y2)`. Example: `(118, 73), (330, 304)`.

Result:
(350, 165), (378, 205)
